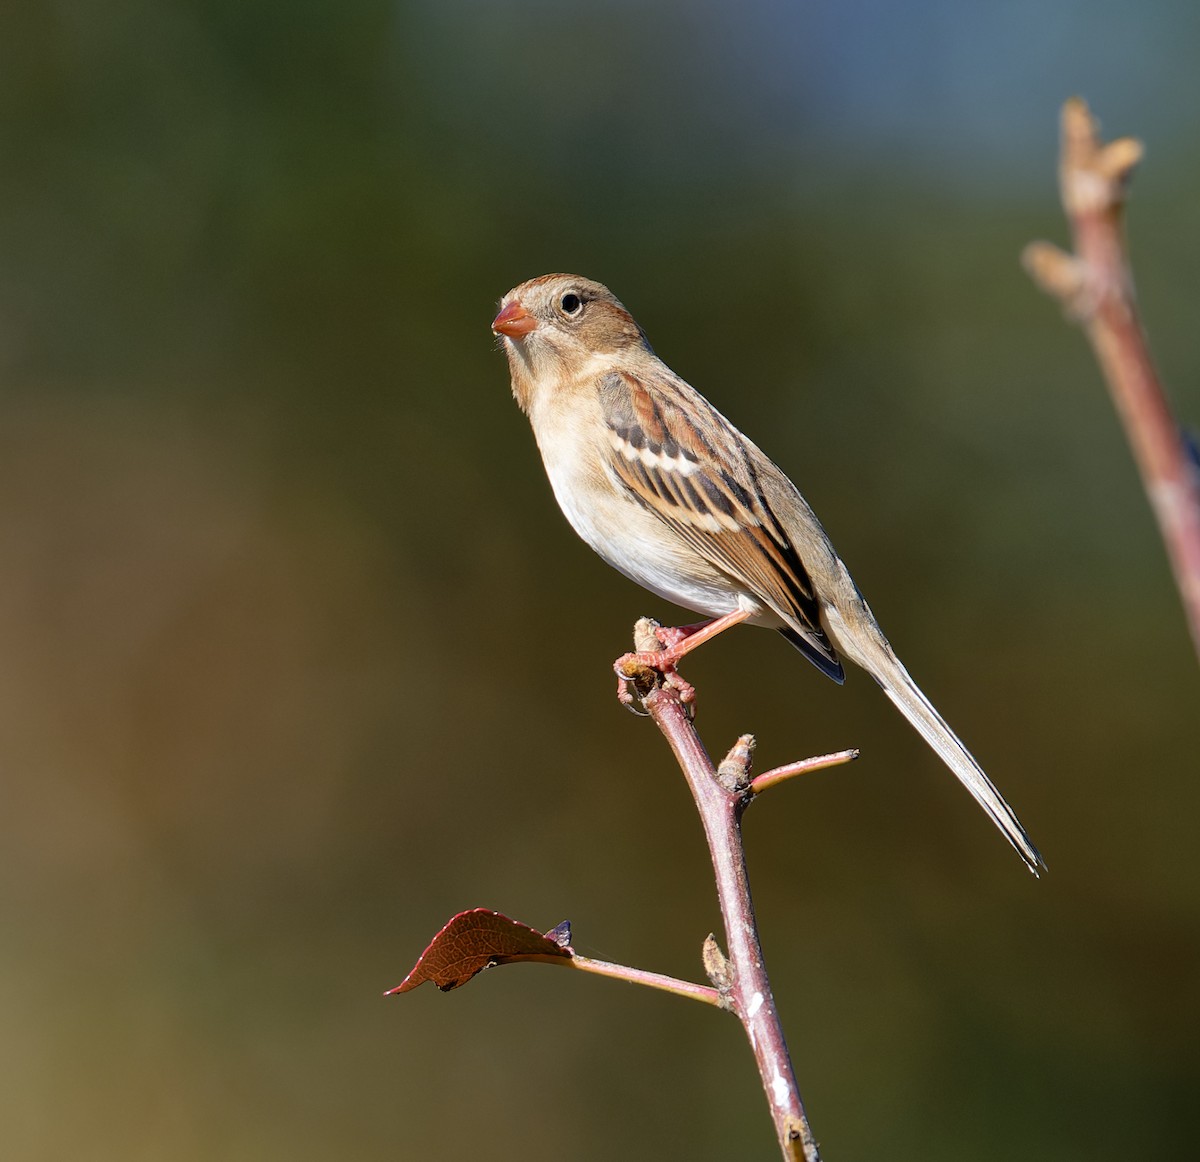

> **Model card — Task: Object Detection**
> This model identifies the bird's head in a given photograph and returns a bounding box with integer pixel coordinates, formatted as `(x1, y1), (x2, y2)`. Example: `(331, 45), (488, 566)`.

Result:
(492, 274), (650, 411)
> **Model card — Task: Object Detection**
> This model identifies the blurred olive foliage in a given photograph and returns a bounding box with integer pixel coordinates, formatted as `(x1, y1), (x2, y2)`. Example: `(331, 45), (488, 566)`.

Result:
(1, 2), (1198, 1159)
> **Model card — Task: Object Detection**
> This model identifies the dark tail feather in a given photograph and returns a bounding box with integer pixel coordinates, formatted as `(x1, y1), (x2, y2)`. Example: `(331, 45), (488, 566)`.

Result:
(779, 627), (845, 684)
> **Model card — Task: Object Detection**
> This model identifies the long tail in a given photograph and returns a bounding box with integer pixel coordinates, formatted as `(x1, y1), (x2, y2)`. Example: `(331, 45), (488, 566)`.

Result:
(824, 607), (1044, 875)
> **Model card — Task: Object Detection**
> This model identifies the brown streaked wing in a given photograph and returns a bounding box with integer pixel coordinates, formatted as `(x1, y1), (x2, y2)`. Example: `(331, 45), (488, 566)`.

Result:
(597, 368), (841, 675)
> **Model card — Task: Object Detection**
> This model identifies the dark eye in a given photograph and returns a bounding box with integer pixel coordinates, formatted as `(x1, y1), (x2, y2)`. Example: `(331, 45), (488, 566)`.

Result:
(560, 292), (583, 316)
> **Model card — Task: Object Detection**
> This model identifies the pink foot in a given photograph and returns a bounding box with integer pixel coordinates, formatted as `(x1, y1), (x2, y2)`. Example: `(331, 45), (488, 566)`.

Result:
(613, 609), (751, 712)
(613, 649), (697, 709)
(653, 622), (710, 651)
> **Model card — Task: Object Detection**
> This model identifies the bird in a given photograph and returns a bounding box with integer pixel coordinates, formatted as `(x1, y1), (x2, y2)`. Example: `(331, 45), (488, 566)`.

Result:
(491, 273), (1043, 874)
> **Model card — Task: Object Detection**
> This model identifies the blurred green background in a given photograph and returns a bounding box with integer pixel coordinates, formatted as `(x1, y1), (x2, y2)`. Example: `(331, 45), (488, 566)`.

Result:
(2, 2), (1199, 1158)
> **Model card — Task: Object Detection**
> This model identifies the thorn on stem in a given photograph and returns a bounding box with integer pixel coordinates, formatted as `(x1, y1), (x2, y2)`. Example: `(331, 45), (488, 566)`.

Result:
(1098, 136), (1143, 183)
(546, 920), (572, 948)
(1059, 98), (1143, 216)
(1022, 242), (1086, 309)
(717, 733), (756, 791)
(632, 616), (664, 654)
(702, 933), (733, 993)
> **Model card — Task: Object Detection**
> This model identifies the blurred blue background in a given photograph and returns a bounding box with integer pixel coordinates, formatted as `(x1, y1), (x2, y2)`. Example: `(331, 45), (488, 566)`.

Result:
(2, 2), (1198, 1158)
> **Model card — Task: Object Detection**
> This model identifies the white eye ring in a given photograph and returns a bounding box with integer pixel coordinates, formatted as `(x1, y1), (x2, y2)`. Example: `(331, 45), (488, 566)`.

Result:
(560, 292), (583, 317)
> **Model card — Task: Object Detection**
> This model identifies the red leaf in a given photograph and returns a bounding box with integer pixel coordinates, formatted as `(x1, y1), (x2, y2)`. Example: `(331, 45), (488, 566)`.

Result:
(388, 909), (573, 994)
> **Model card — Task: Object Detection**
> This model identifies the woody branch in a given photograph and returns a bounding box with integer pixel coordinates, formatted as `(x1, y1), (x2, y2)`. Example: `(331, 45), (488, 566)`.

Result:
(1023, 98), (1200, 662)
(616, 618), (857, 1162)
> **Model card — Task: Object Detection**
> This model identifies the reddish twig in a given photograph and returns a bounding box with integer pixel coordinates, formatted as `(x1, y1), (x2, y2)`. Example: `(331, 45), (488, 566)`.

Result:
(619, 621), (825, 1162)
(569, 954), (724, 1007)
(643, 686), (819, 1161)
(1023, 98), (1200, 663)
(748, 749), (860, 797)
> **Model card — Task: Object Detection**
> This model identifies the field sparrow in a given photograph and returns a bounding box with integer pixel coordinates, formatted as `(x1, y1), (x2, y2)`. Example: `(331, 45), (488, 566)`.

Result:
(492, 274), (1042, 874)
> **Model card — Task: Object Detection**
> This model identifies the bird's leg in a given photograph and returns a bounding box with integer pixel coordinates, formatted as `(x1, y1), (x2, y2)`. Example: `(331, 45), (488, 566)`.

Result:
(652, 619), (715, 651)
(615, 609), (752, 707)
(652, 610), (752, 661)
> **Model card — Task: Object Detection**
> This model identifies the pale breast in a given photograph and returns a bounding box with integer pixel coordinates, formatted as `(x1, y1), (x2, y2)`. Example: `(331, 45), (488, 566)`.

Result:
(530, 392), (767, 621)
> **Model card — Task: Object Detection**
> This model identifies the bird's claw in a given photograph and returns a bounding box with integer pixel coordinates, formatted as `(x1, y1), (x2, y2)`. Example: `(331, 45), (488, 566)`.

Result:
(613, 650), (697, 716)
(616, 674), (651, 715)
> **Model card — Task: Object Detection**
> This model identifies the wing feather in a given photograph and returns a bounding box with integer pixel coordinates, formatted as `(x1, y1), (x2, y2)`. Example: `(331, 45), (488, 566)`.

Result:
(597, 368), (843, 680)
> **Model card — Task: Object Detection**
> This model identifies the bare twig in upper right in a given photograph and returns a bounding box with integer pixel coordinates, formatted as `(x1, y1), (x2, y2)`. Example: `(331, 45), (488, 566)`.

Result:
(1023, 98), (1200, 663)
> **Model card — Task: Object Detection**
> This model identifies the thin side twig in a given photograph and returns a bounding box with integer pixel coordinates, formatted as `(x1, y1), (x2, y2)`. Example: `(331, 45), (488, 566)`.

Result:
(1023, 97), (1200, 663)
(748, 749), (860, 798)
(569, 954), (724, 1008)
(633, 674), (822, 1162)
